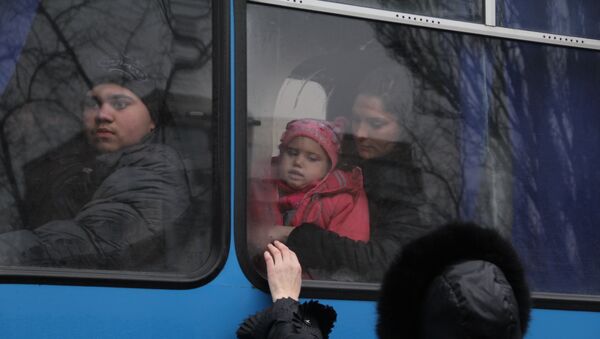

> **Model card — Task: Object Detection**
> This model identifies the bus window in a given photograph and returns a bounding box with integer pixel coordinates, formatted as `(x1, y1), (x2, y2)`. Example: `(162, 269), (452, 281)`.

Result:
(498, 1), (600, 40)
(243, 2), (600, 300)
(0, 0), (223, 286)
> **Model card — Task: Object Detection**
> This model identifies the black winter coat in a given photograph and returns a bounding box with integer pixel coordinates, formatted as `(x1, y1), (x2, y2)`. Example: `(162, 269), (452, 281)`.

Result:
(286, 144), (431, 281)
(0, 133), (191, 270)
(237, 298), (337, 339)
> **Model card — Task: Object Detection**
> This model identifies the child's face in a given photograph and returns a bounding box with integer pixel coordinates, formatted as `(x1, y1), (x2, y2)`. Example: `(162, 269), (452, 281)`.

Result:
(278, 136), (331, 190)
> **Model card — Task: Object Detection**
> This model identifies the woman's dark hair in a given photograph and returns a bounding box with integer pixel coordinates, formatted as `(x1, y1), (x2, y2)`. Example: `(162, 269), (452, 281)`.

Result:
(356, 64), (415, 120)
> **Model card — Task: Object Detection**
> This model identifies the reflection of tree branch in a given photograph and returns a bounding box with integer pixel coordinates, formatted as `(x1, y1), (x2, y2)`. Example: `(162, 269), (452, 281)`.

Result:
(53, 0), (94, 23)
(0, 126), (25, 221)
(26, 52), (66, 100)
(37, 4), (92, 88)
(373, 22), (468, 221)
(402, 123), (461, 216)
(123, 2), (154, 54)
(156, 0), (175, 32)
(372, 5), (519, 225)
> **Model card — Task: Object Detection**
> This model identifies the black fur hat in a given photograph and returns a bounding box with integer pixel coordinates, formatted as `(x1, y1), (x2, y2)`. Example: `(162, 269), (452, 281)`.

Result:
(377, 222), (531, 339)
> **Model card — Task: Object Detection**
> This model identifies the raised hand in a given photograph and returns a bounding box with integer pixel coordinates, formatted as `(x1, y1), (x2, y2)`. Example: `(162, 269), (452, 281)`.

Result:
(264, 240), (302, 302)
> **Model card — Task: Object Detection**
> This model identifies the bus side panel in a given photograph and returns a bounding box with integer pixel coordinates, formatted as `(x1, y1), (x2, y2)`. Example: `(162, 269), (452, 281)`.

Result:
(1, 250), (600, 338)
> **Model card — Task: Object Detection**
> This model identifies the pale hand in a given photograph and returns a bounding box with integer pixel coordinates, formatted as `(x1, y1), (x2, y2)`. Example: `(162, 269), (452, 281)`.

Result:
(264, 240), (302, 302)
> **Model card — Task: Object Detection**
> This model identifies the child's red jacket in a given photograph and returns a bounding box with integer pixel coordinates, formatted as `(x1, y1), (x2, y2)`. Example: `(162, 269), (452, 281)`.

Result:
(250, 163), (370, 242)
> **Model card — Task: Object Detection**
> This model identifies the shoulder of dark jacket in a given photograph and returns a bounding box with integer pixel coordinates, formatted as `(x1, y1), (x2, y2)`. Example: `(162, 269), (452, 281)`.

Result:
(237, 298), (336, 339)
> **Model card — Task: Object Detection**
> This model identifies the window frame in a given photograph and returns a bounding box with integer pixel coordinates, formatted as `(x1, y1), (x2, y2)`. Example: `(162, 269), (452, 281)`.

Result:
(236, 0), (600, 310)
(235, 0), (383, 301)
(251, 0), (600, 50)
(0, 0), (231, 290)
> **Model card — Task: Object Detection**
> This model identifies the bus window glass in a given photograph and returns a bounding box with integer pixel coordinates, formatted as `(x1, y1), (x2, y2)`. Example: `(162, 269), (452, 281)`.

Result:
(0, 0), (216, 279)
(245, 3), (600, 296)
(498, 1), (600, 39)
(325, 0), (483, 23)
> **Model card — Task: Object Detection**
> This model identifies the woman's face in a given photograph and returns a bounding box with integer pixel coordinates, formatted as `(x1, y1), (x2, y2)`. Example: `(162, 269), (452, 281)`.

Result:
(351, 94), (402, 159)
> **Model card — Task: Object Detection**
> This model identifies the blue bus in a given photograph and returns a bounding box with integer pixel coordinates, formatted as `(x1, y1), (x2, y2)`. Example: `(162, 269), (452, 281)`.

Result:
(0, 0), (599, 337)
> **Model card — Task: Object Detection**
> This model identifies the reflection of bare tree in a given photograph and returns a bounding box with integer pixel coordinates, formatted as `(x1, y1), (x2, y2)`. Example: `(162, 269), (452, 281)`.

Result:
(0, 3), (92, 226)
(374, 0), (600, 293)
(371, 2), (516, 235)
(498, 3), (600, 292)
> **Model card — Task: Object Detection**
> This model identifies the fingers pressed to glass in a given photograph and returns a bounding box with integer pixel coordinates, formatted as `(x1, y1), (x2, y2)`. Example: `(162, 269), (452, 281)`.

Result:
(266, 243), (282, 264)
(264, 250), (274, 266)
(273, 241), (289, 258)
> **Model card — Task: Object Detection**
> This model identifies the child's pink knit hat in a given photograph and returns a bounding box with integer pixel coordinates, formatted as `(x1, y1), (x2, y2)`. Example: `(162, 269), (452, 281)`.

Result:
(279, 118), (346, 168)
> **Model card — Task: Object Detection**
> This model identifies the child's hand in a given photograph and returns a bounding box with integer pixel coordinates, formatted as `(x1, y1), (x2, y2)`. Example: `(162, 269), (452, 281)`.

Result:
(264, 240), (302, 302)
(268, 225), (294, 243)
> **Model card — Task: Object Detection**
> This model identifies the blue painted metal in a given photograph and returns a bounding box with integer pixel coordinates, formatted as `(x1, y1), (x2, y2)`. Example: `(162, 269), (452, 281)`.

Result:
(1, 254), (600, 338)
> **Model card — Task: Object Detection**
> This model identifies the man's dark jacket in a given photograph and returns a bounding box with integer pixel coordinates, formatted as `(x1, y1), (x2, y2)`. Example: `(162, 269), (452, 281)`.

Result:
(0, 133), (191, 270)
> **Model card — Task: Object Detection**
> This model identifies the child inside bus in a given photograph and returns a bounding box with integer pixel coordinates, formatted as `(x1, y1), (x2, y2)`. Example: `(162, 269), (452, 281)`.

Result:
(251, 118), (370, 242)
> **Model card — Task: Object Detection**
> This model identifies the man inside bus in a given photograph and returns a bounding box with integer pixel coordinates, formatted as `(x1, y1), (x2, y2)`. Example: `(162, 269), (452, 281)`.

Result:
(0, 58), (192, 271)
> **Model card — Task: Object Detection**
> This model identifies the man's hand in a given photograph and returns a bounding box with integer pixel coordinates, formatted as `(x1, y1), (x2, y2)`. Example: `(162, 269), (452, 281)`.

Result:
(264, 240), (302, 302)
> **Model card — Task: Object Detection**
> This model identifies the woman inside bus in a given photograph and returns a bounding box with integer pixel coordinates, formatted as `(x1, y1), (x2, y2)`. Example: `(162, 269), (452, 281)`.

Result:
(268, 64), (432, 282)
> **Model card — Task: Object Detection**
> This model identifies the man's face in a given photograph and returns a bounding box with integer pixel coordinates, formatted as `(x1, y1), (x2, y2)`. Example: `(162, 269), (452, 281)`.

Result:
(83, 84), (155, 153)
(278, 136), (331, 190)
(351, 94), (402, 160)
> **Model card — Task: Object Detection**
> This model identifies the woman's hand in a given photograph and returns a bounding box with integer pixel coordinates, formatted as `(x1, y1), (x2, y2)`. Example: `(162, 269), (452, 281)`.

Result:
(264, 240), (302, 302)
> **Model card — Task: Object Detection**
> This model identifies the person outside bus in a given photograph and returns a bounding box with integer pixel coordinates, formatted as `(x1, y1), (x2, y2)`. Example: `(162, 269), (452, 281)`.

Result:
(377, 222), (531, 339)
(237, 240), (337, 339)
(268, 64), (430, 282)
(0, 58), (192, 270)
(238, 223), (531, 339)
